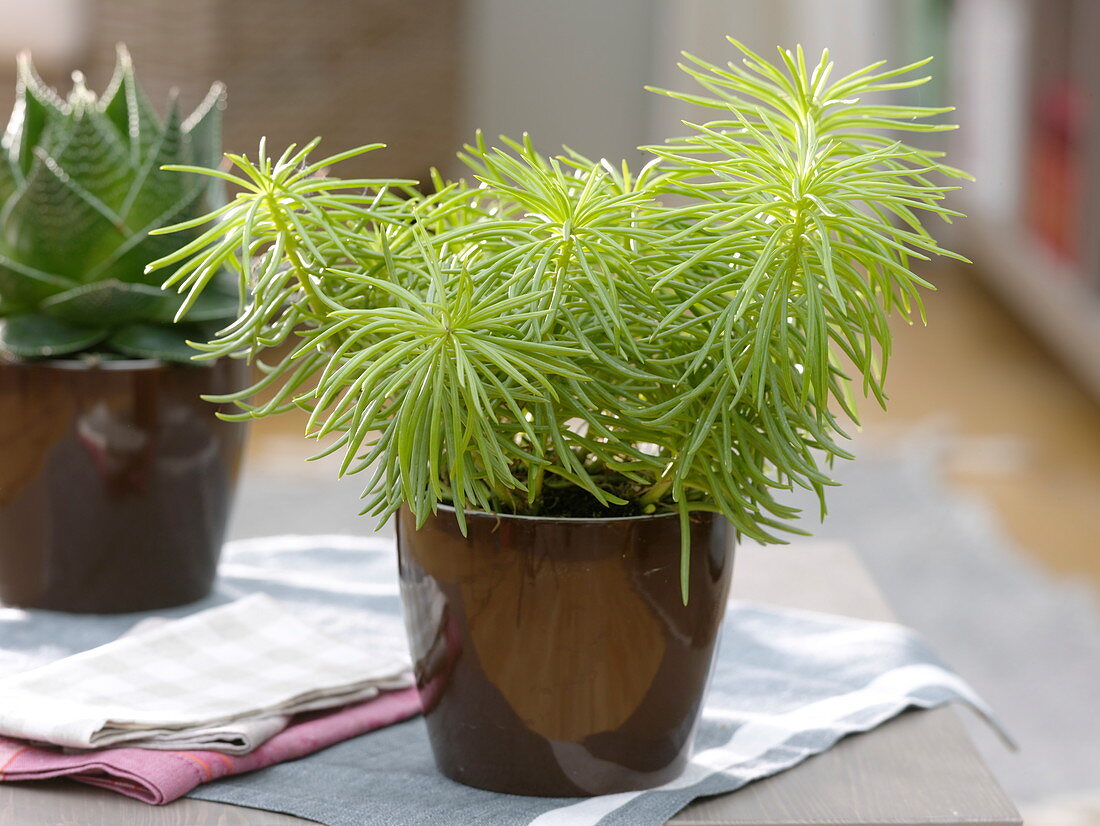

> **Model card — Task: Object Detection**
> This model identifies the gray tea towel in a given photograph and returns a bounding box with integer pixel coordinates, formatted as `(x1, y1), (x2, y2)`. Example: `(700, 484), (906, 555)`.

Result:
(0, 535), (1004, 826)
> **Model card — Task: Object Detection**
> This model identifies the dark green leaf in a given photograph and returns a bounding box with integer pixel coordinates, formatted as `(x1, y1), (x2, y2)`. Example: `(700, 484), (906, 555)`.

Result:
(183, 83), (226, 170)
(172, 287), (238, 323)
(122, 99), (185, 231)
(0, 312), (109, 357)
(40, 280), (173, 325)
(100, 183), (205, 283)
(0, 153), (18, 204)
(0, 293), (24, 317)
(98, 47), (130, 137)
(9, 55), (65, 176)
(99, 46), (163, 161)
(3, 150), (125, 281)
(107, 321), (203, 363)
(0, 253), (74, 308)
(50, 108), (133, 212)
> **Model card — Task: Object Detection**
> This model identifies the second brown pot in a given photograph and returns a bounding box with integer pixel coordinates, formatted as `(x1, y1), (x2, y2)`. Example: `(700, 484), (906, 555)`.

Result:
(0, 356), (248, 613)
(396, 505), (734, 797)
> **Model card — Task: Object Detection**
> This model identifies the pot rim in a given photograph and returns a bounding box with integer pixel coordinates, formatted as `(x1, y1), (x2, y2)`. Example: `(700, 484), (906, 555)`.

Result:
(431, 502), (699, 524)
(1, 353), (204, 372)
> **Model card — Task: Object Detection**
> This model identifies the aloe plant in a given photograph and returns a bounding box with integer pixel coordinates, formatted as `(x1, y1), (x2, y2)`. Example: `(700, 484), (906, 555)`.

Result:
(0, 47), (236, 362)
(151, 41), (968, 599)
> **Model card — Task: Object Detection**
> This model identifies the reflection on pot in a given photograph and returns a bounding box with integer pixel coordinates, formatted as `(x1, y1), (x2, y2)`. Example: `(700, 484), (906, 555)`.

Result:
(400, 571), (462, 714)
(76, 401), (151, 492)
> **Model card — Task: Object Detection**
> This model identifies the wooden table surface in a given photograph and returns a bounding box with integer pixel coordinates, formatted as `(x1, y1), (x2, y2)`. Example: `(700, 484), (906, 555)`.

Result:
(0, 541), (1022, 826)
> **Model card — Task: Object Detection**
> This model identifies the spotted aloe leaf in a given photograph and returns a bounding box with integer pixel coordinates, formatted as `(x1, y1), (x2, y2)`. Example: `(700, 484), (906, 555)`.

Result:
(0, 46), (231, 363)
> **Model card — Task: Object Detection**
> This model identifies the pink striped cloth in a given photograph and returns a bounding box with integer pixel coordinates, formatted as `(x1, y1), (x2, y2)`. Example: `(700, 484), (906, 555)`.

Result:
(0, 686), (421, 805)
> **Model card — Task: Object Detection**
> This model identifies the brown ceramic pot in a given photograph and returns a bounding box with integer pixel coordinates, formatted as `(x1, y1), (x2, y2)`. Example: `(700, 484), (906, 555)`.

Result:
(396, 504), (734, 796)
(0, 356), (247, 613)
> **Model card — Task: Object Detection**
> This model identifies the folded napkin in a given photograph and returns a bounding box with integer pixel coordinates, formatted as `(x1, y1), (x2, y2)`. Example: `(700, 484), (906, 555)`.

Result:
(0, 593), (411, 752)
(0, 686), (421, 804)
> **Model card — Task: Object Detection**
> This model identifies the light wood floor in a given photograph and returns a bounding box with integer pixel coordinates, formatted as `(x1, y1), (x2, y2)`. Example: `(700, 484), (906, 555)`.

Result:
(855, 264), (1100, 588)
(248, 264), (1100, 589)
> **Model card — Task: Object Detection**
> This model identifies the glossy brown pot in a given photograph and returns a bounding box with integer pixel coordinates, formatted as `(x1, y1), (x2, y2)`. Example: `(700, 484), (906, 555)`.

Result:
(396, 505), (734, 797)
(0, 356), (247, 613)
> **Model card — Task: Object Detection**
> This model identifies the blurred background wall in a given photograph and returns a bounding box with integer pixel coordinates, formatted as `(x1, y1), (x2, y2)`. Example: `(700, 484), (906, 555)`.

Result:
(0, 0), (463, 179)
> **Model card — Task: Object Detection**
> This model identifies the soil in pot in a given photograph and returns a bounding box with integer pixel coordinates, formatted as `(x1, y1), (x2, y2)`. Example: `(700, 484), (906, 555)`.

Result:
(0, 356), (248, 613)
(397, 505), (734, 796)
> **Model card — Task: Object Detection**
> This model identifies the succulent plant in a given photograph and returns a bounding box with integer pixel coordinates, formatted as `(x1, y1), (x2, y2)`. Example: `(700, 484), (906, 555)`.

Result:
(0, 46), (236, 362)
(152, 41), (967, 601)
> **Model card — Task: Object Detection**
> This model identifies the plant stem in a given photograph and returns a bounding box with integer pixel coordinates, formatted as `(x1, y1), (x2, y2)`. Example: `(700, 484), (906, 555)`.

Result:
(527, 464), (545, 510)
(266, 193), (328, 321)
(639, 472), (674, 507)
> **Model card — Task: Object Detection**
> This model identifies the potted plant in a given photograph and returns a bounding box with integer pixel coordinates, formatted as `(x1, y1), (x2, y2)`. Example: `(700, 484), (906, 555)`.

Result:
(0, 48), (245, 613)
(151, 41), (965, 794)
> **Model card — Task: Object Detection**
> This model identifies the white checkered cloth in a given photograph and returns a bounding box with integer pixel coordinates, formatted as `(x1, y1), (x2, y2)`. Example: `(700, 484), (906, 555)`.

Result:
(0, 594), (412, 753)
